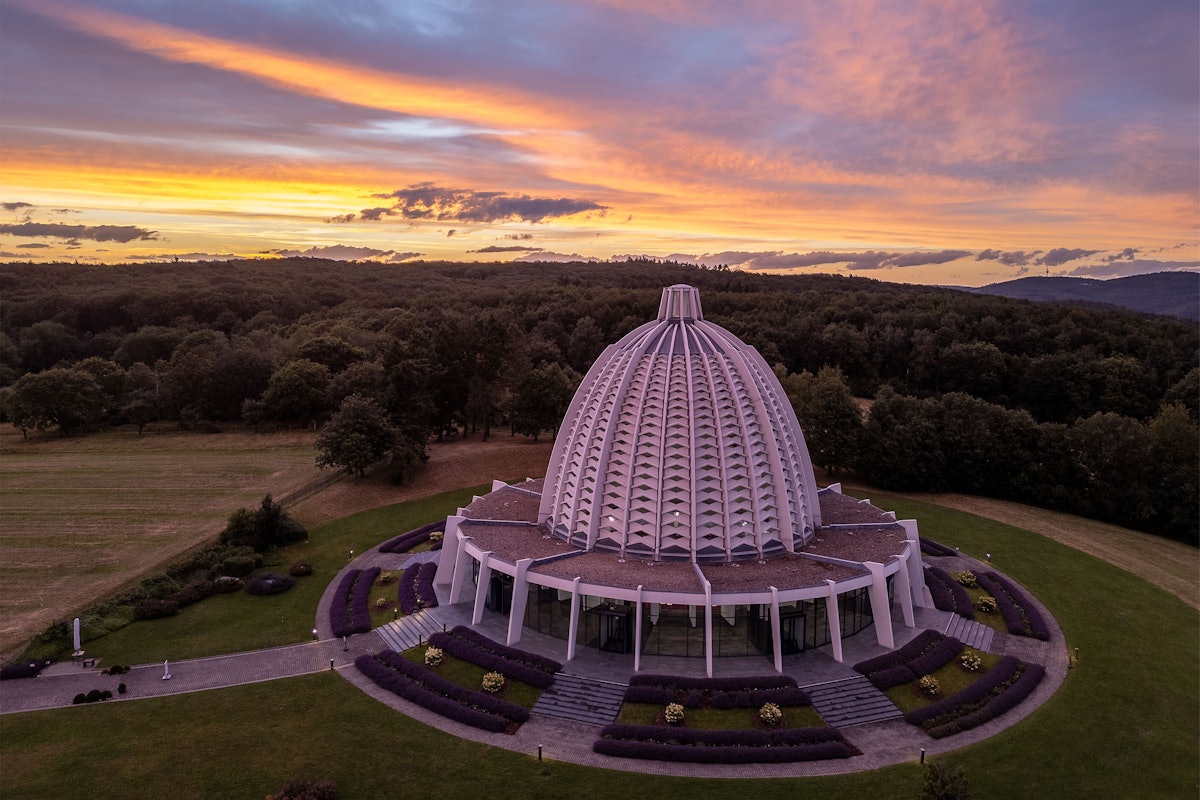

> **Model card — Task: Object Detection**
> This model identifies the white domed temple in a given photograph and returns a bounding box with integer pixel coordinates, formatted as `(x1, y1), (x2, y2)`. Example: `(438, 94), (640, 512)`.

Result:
(434, 285), (928, 676)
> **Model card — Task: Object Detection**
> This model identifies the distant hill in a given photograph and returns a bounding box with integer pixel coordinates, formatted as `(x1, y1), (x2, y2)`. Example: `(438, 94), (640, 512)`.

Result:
(966, 272), (1199, 321)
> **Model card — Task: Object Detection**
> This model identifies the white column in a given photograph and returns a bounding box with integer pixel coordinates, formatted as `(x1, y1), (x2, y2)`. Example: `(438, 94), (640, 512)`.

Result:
(506, 559), (533, 645)
(448, 530), (475, 605)
(894, 553), (916, 628)
(434, 515), (465, 587)
(865, 561), (895, 649)
(471, 553), (493, 625)
(703, 581), (714, 678)
(824, 579), (843, 663)
(634, 585), (644, 673)
(769, 586), (783, 673)
(900, 520), (929, 608)
(566, 578), (582, 662)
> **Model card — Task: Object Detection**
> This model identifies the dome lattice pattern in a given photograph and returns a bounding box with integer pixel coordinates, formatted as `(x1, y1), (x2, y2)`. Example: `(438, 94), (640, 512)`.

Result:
(538, 285), (822, 562)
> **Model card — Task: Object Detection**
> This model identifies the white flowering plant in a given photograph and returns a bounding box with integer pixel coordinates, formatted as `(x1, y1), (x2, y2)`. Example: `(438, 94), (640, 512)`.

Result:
(663, 702), (685, 724)
(959, 650), (983, 672)
(758, 702), (783, 726)
(481, 671), (505, 693)
(977, 594), (997, 613)
(918, 675), (942, 697)
(424, 646), (443, 666)
(955, 570), (977, 587)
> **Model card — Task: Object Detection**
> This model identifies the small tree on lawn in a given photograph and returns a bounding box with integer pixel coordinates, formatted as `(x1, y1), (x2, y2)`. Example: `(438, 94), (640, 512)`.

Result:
(921, 762), (970, 800)
(316, 394), (398, 477)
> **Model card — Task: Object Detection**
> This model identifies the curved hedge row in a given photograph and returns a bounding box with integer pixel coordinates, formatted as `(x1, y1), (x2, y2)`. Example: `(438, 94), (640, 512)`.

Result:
(622, 684), (811, 709)
(903, 656), (1046, 738)
(329, 567), (380, 638)
(593, 724), (852, 763)
(397, 561), (439, 615)
(442, 626), (563, 675)
(427, 631), (556, 689)
(924, 566), (975, 619)
(379, 521), (444, 554)
(920, 537), (957, 557)
(976, 571), (1051, 640)
(853, 629), (965, 689)
(356, 650), (531, 732)
(629, 673), (797, 692)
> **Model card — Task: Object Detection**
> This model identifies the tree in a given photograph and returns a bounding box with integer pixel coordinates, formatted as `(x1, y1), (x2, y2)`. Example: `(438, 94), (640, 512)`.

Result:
(316, 394), (398, 477)
(261, 359), (332, 425)
(1147, 402), (1200, 543)
(780, 367), (863, 474)
(921, 762), (970, 800)
(509, 362), (580, 441)
(2, 367), (106, 436)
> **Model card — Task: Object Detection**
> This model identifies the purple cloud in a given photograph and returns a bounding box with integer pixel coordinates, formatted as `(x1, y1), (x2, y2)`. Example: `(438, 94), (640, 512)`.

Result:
(471, 245), (542, 252)
(1038, 248), (1101, 266)
(367, 183), (607, 224)
(1067, 260), (1200, 279)
(0, 222), (157, 243)
(976, 249), (1043, 266)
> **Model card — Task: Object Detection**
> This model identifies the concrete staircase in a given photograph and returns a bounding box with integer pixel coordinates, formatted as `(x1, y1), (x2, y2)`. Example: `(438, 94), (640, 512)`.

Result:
(805, 675), (903, 727)
(944, 615), (996, 651)
(376, 611), (449, 653)
(532, 673), (627, 726)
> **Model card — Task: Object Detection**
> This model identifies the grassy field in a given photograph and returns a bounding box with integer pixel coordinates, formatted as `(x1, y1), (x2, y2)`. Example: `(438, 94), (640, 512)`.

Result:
(0, 425), (324, 659)
(1, 492), (1196, 799)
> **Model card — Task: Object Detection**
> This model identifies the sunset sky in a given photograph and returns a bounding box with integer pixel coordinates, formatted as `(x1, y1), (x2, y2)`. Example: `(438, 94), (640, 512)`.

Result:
(1, 0), (1197, 286)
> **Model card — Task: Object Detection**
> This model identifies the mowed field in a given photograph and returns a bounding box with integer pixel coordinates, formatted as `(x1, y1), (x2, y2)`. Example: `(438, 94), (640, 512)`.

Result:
(0, 425), (555, 660)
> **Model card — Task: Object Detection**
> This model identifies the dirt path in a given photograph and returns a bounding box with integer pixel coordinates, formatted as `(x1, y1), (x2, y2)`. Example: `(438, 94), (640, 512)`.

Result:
(841, 481), (1198, 610)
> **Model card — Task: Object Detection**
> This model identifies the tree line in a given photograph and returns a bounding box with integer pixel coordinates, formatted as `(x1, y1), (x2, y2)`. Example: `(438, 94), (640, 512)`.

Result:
(0, 259), (1195, 542)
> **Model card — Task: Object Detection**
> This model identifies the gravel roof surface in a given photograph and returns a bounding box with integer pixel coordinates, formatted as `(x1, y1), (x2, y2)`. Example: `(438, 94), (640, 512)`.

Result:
(804, 524), (908, 564)
(702, 554), (864, 592)
(460, 521), (581, 563)
(530, 551), (704, 592)
(463, 485), (542, 522)
(818, 489), (899, 524)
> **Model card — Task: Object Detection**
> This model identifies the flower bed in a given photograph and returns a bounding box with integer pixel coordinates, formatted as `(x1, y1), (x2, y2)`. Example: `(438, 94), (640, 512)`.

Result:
(428, 629), (559, 689)
(329, 567), (380, 638)
(976, 571), (1050, 640)
(441, 626), (563, 675)
(853, 630), (965, 690)
(355, 650), (530, 733)
(397, 561), (440, 615)
(593, 722), (853, 763)
(924, 566), (975, 620)
(379, 521), (444, 554)
(920, 537), (957, 557)
(902, 655), (1046, 738)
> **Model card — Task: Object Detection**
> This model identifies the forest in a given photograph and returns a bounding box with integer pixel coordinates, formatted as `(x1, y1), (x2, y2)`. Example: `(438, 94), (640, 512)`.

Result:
(1, 258), (1196, 543)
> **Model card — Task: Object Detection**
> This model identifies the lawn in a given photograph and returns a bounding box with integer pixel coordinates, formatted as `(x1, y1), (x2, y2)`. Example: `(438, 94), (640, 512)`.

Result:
(79, 486), (487, 664)
(1, 494), (1196, 799)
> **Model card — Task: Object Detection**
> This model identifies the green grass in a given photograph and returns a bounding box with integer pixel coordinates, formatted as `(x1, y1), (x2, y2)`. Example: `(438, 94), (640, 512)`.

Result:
(2, 493), (1197, 799)
(80, 485), (487, 664)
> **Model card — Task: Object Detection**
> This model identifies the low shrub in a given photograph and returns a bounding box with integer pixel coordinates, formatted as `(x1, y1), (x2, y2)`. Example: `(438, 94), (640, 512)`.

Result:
(955, 570), (977, 588)
(424, 646), (443, 667)
(133, 597), (180, 620)
(244, 572), (296, 596)
(212, 576), (242, 593)
(959, 650), (983, 672)
(977, 571), (1051, 640)
(268, 778), (338, 800)
(442, 626), (562, 675)
(427, 632), (556, 689)
(75, 688), (114, 704)
(288, 562), (313, 577)
(481, 671), (505, 694)
(924, 567), (975, 620)
(593, 723), (852, 763)
(101, 664), (129, 676)
(759, 702), (783, 726)
(977, 594), (997, 613)
(663, 702), (685, 724)
(919, 537), (956, 557)
(918, 675), (942, 697)
(379, 521), (444, 554)
(1, 660), (48, 680)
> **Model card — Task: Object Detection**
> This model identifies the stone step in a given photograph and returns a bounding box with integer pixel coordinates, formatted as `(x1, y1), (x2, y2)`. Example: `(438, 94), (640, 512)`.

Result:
(805, 675), (903, 727)
(944, 615), (996, 652)
(532, 672), (627, 725)
(377, 612), (449, 653)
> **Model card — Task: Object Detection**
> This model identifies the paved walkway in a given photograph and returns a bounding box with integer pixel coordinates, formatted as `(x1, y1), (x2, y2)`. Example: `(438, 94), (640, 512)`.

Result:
(0, 544), (1069, 779)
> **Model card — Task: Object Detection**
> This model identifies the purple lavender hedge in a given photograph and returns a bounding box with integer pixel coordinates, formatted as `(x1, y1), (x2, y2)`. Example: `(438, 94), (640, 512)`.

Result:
(0, 660), (48, 680)
(443, 626), (563, 675)
(594, 724), (852, 763)
(977, 571), (1050, 640)
(924, 566), (975, 620)
(355, 651), (530, 731)
(427, 631), (557, 689)
(901, 655), (1045, 738)
(920, 537), (957, 557)
(379, 521), (444, 554)
(329, 567), (380, 638)
(397, 562), (439, 615)
(629, 673), (796, 691)
(853, 630), (966, 690)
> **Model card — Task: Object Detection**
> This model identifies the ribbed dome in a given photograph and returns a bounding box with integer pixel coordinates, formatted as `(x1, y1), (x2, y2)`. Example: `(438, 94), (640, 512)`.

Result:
(538, 285), (822, 563)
